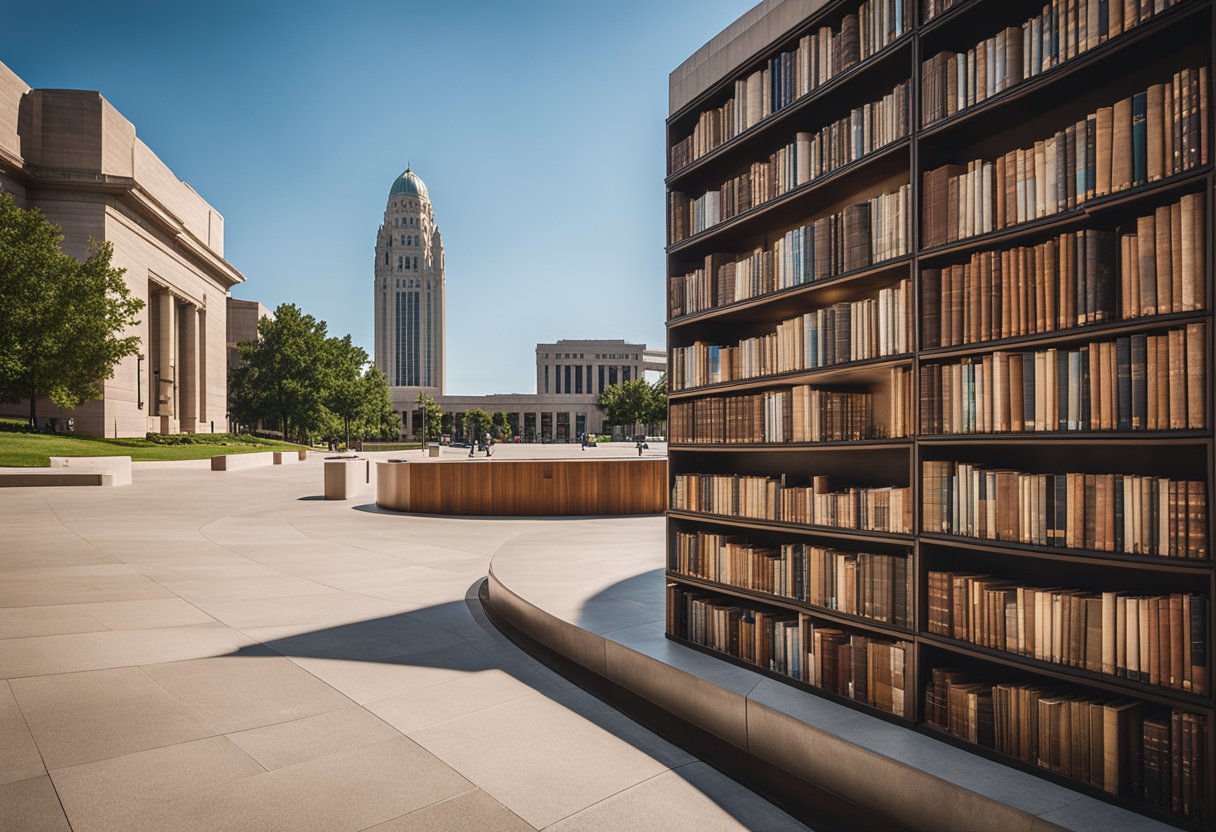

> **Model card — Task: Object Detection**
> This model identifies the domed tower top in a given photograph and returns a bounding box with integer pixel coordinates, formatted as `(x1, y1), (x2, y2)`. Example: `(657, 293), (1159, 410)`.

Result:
(388, 165), (429, 201)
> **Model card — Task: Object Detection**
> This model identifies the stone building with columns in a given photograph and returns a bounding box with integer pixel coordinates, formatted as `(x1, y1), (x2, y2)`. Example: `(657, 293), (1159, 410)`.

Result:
(0, 59), (244, 437)
(393, 339), (666, 442)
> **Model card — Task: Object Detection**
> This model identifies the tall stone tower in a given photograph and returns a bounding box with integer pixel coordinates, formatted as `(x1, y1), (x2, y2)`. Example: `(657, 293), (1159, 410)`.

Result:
(374, 166), (445, 391)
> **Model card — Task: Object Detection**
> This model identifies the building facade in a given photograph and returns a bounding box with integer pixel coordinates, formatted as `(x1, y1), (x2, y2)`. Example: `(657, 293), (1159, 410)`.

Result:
(392, 339), (666, 442)
(373, 167), (445, 391)
(535, 339), (666, 397)
(0, 60), (245, 437)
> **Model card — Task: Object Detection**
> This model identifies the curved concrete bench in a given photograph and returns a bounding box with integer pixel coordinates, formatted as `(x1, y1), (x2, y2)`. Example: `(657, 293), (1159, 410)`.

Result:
(482, 525), (1173, 832)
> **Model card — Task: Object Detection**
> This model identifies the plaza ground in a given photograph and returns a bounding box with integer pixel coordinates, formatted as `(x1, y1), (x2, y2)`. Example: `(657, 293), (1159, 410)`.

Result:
(0, 442), (805, 832)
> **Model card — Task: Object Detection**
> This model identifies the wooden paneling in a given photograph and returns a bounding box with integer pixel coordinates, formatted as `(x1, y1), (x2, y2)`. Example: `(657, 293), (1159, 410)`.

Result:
(376, 459), (667, 516)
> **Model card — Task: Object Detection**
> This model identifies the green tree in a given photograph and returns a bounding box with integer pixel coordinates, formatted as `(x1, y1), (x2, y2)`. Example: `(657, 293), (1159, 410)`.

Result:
(228, 304), (329, 442)
(360, 366), (398, 439)
(465, 408), (491, 442)
(643, 374), (668, 434)
(323, 335), (369, 447)
(415, 392), (442, 446)
(440, 412), (453, 435)
(491, 411), (510, 440)
(598, 377), (651, 438)
(0, 194), (144, 429)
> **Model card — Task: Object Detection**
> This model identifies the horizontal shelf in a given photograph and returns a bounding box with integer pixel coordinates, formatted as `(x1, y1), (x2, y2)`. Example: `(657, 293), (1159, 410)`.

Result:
(667, 570), (915, 636)
(917, 432), (1212, 445)
(918, 722), (1211, 832)
(664, 631), (916, 725)
(669, 439), (912, 452)
(667, 32), (913, 182)
(918, 532), (1213, 574)
(918, 1), (1205, 141)
(668, 256), (912, 330)
(669, 354), (913, 400)
(666, 137), (912, 258)
(917, 0), (983, 37)
(915, 167), (1213, 263)
(667, 509), (914, 546)
(919, 309), (1214, 360)
(919, 631), (1215, 710)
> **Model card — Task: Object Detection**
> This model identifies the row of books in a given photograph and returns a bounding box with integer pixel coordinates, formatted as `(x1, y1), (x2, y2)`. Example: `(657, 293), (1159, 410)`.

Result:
(1122, 195), (1209, 317)
(921, 460), (1208, 559)
(671, 530), (913, 626)
(671, 279), (913, 391)
(920, 0), (1187, 124)
(921, 66), (1209, 247)
(669, 374), (913, 444)
(668, 0), (912, 172)
(921, 194), (1206, 349)
(926, 571), (1209, 694)
(672, 472), (913, 533)
(926, 668), (1208, 819)
(666, 585), (805, 679)
(674, 82), (909, 238)
(921, 0), (963, 21)
(918, 324), (1208, 434)
(666, 585), (914, 717)
(668, 188), (911, 318)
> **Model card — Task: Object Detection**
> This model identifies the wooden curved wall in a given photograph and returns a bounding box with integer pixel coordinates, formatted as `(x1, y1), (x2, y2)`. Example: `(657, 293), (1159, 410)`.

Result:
(376, 459), (667, 516)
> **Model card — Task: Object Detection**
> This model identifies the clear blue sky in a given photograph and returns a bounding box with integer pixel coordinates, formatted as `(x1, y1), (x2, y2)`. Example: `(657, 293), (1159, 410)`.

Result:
(2, 0), (751, 394)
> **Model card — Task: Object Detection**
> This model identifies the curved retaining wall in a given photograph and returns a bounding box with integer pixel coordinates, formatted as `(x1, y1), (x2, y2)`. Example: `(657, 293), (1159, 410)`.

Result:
(376, 458), (666, 515)
(483, 530), (1173, 832)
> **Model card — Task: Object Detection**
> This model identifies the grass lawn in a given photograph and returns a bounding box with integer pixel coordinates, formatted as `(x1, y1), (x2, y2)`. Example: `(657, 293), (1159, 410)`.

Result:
(0, 422), (307, 467)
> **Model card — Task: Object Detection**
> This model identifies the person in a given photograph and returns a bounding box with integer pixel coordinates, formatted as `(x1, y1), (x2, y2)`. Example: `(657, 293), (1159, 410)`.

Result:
(484, 432), (493, 458)
(579, 432), (586, 451)
(636, 437), (644, 456)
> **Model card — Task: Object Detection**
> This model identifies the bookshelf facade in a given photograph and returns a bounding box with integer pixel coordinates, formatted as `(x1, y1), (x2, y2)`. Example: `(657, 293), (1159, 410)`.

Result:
(665, 0), (1215, 827)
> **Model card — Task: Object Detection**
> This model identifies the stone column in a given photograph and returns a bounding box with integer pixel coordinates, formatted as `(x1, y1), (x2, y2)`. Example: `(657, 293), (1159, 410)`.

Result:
(180, 304), (199, 434)
(156, 289), (177, 434)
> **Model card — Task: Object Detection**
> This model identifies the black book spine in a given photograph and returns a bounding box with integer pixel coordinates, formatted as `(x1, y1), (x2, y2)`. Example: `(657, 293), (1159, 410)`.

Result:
(1130, 333), (1147, 429)
(1114, 474), (1124, 553)
(1116, 336), (1132, 431)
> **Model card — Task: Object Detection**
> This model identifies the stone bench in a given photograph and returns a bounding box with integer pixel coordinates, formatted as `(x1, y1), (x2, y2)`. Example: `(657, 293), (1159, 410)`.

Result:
(323, 457), (370, 500)
(48, 455), (132, 486)
(210, 452), (276, 471)
(0, 470), (114, 488)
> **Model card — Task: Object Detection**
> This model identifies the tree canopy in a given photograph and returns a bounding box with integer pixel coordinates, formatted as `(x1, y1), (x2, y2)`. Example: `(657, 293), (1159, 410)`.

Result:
(598, 376), (667, 437)
(228, 303), (398, 443)
(0, 194), (144, 427)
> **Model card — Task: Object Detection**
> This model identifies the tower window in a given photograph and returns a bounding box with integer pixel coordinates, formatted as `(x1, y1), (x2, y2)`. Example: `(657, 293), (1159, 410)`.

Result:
(397, 256), (403, 271)
(413, 257), (418, 270)
(384, 251), (389, 265)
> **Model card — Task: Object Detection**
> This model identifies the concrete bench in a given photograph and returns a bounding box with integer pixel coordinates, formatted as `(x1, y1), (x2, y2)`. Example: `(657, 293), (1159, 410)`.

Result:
(211, 452), (276, 471)
(273, 451), (298, 465)
(323, 457), (370, 500)
(48, 455), (132, 486)
(0, 470), (113, 488)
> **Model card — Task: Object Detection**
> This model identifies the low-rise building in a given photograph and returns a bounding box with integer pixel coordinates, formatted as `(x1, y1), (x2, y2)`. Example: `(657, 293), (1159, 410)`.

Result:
(0, 60), (244, 436)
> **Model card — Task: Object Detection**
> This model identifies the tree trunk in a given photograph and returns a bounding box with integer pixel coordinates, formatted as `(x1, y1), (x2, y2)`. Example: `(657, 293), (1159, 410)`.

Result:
(28, 388), (36, 430)
(344, 417), (350, 450)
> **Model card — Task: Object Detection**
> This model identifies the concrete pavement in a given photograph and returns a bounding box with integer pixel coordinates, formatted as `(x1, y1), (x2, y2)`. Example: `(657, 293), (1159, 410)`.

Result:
(0, 447), (805, 832)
